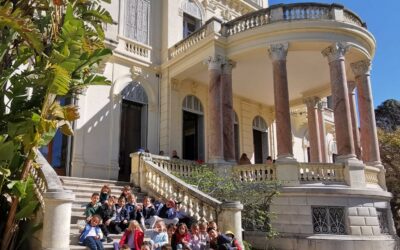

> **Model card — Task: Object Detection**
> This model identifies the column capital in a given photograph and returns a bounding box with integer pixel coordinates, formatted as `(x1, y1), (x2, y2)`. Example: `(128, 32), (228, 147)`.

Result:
(321, 42), (349, 63)
(304, 96), (321, 109)
(268, 43), (289, 61)
(222, 59), (237, 75)
(351, 59), (371, 77)
(204, 54), (224, 71)
(347, 81), (357, 92)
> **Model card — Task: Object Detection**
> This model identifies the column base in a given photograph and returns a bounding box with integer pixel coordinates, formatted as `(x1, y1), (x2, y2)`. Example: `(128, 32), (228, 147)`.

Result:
(337, 155), (366, 188)
(208, 157), (226, 165)
(366, 161), (384, 169)
(276, 154), (297, 163)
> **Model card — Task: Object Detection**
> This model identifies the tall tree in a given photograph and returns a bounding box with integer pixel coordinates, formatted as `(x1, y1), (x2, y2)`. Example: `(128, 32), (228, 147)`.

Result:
(375, 99), (400, 132)
(0, 0), (113, 249)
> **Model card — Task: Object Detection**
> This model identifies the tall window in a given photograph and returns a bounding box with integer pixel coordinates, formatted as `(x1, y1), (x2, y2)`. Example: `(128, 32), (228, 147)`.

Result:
(124, 0), (150, 44)
(253, 116), (269, 164)
(183, 13), (198, 38)
(182, 0), (202, 38)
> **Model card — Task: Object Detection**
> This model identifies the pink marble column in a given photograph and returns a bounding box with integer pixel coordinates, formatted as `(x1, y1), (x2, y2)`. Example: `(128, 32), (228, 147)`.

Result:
(304, 97), (322, 162)
(221, 59), (236, 162)
(317, 102), (328, 163)
(351, 60), (382, 167)
(268, 43), (295, 162)
(347, 81), (362, 160)
(206, 55), (224, 163)
(322, 43), (356, 160)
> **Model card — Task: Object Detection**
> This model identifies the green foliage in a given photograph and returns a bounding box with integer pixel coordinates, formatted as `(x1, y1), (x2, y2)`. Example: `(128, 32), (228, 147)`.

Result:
(378, 128), (400, 236)
(375, 99), (400, 132)
(177, 165), (280, 237)
(0, 0), (113, 248)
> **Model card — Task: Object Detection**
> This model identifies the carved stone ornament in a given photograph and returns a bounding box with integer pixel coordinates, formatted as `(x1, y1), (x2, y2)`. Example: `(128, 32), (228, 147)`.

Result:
(350, 59), (371, 77)
(204, 55), (224, 71)
(171, 78), (180, 91)
(268, 43), (289, 61)
(304, 96), (321, 109)
(321, 42), (349, 63)
(347, 81), (357, 92)
(131, 65), (143, 77)
(222, 58), (236, 74)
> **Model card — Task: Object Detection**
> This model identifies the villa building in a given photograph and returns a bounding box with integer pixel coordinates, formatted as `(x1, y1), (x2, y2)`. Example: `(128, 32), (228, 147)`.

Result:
(39, 0), (398, 249)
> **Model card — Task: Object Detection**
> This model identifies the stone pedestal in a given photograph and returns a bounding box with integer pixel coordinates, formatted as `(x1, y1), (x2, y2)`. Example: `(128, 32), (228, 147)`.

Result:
(221, 60), (236, 162)
(219, 201), (244, 247)
(42, 190), (75, 250)
(305, 97), (322, 162)
(276, 162), (300, 186)
(206, 55), (225, 164)
(268, 43), (296, 162)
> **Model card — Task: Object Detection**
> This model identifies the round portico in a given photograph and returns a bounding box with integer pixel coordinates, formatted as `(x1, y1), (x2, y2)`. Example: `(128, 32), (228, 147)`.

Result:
(160, 4), (396, 249)
(164, 3), (378, 168)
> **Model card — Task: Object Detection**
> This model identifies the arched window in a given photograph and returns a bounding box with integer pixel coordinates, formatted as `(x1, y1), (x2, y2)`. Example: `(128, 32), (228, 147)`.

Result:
(252, 116), (269, 163)
(253, 116), (268, 132)
(124, 0), (150, 44)
(182, 95), (204, 161)
(181, 0), (203, 38)
(121, 82), (148, 104)
(182, 95), (204, 114)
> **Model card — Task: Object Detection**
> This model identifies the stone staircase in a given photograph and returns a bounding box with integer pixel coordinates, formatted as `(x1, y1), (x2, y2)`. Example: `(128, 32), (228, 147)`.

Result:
(61, 176), (146, 249)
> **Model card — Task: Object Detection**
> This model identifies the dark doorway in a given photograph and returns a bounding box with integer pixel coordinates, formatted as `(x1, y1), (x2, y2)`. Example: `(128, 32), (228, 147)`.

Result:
(234, 123), (239, 162)
(253, 130), (263, 163)
(119, 100), (143, 181)
(182, 111), (204, 161)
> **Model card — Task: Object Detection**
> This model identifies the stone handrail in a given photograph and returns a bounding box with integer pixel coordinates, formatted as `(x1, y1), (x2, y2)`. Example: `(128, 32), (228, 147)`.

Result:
(30, 150), (75, 249)
(131, 153), (243, 242)
(232, 164), (277, 182)
(116, 35), (152, 63)
(169, 17), (223, 59)
(149, 154), (206, 177)
(298, 162), (345, 183)
(365, 166), (380, 185)
(169, 3), (365, 58)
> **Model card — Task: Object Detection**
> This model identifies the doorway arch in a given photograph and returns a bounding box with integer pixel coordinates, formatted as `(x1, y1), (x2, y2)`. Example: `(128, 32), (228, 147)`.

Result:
(118, 82), (148, 181)
(182, 95), (205, 161)
(252, 116), (269, 164)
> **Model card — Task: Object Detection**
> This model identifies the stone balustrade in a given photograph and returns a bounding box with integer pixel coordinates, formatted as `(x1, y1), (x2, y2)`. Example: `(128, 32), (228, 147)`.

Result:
(169, 3), (365, 59)
(232, 164), (277, 182)
(150, 154), (204, 178)
(365, 165), (380, 185)
(298, 163), (345, 183)
(116, 35), (152, 63)
(169, 17), (222, 59)
(130, 153), (243, 242)
(31, 150), (75, 250)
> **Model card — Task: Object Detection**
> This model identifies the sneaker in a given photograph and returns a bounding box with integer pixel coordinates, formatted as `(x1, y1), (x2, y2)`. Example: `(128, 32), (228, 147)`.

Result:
(106, 236), (113, 243)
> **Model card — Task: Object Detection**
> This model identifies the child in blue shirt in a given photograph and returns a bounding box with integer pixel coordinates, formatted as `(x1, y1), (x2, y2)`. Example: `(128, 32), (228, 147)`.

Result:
(79, 215), (104, 250)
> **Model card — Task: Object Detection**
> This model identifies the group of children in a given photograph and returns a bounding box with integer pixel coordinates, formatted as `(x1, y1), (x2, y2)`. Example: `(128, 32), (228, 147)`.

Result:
(79, 184), (241, 250)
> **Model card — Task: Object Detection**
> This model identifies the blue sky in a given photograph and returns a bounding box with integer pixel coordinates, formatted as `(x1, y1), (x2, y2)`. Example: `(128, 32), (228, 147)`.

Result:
(269, 0), (399, 107)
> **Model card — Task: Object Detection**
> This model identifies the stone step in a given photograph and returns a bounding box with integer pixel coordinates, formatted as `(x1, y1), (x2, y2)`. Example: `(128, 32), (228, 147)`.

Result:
(61, 176), (130, 185)
(63, 183), (135, 191)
